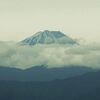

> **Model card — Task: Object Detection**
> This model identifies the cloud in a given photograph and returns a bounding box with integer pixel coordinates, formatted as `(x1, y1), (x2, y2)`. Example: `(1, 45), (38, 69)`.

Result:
(0, 42), (100, 69)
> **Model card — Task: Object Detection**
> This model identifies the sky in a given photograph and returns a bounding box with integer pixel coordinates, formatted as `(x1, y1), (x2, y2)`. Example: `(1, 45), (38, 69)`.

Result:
(0, 0), (100, 42)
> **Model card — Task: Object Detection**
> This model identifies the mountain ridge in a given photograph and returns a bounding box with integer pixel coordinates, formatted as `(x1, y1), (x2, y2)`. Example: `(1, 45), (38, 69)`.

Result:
(21, 30), (77, 45)
(0, 66), (96, 81)
(0, 71), (100, 100)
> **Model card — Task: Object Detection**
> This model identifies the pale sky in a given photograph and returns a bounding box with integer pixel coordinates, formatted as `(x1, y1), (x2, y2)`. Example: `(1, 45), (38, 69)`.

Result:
(0, 0), (100, 42)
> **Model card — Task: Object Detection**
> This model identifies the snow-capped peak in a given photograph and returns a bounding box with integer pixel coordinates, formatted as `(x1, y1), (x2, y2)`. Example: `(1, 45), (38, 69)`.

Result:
(21, 30), (76, 45)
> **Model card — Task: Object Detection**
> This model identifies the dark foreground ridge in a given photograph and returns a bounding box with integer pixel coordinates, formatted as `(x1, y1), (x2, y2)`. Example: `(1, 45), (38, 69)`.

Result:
(0, 71), (100, 100)
(0, 66), (95, 81)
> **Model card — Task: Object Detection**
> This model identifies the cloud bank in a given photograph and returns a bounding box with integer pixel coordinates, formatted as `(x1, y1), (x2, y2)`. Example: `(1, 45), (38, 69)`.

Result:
(0, 42), (100, 69)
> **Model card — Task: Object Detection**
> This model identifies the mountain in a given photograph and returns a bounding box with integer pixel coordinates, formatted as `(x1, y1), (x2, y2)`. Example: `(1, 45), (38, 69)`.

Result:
(0, 66), (96, 81)
(21, 30), (77, 45)
(0, 71), (100, 100)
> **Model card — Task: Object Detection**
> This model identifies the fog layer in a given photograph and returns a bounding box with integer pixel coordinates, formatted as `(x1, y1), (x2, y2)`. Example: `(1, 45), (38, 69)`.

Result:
(0, 42), (100, 69)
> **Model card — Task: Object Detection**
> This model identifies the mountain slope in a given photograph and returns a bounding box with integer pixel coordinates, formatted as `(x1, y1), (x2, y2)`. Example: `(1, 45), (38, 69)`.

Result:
(0, 66), (96, 81)
(21, 30), (76, 45)
(0, 71), (100, 100)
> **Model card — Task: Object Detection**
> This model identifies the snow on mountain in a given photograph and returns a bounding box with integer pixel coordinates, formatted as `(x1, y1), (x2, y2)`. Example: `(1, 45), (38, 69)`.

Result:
(21, 30), (76, 45)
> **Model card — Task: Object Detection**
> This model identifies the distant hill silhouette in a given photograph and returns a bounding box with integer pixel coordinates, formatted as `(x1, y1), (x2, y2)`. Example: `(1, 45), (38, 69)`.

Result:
(0, 71), (100, 100)
(0, 65), (95, 81)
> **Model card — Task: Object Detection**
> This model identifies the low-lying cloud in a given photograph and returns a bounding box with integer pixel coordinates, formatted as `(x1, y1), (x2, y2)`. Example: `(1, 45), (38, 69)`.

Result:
(0, 41), (100, 69)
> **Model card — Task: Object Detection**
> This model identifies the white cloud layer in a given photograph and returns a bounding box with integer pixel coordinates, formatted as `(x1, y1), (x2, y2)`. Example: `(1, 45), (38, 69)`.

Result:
(0, 42), (100, 69)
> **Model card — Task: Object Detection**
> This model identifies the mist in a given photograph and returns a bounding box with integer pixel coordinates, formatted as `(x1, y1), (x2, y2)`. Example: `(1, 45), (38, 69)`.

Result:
(0, 41), (100, 69)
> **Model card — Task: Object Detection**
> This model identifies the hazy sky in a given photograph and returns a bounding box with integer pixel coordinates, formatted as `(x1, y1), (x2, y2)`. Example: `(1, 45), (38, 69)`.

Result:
(0, 0), (100, 42)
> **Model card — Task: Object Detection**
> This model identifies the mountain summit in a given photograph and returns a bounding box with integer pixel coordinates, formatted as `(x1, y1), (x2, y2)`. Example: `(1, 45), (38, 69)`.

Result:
(21, 30), (76, 45)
